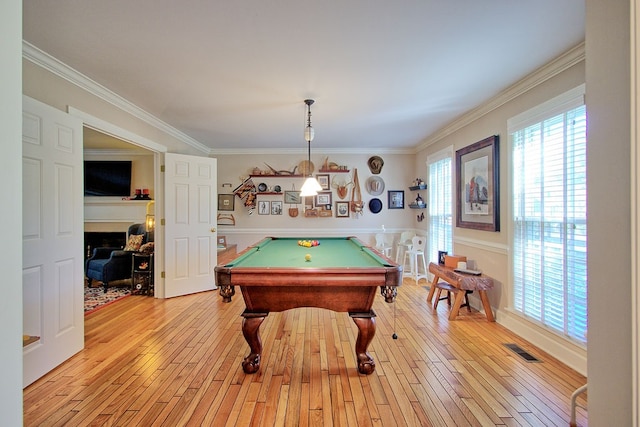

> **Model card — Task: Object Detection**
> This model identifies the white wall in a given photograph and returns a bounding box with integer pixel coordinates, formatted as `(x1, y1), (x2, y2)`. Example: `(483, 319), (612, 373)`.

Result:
(0, 0), (24, 424)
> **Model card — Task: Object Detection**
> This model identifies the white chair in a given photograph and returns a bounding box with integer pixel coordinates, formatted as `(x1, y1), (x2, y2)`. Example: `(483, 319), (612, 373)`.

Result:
(375, 233), (393, 258)
(395, 231), (415, 264)
(403, 235), (428, 284)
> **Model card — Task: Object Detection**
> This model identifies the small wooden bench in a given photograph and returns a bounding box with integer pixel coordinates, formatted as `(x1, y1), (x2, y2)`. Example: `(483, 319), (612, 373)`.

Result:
(427, 262), (494, 321)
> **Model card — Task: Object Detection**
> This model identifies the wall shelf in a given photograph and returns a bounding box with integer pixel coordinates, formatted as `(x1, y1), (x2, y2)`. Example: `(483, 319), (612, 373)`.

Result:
(318, 169), (350, 173)
(409, 184), (427, 191)
(249, 174), (303, 178)
(408, 203), (427, 209)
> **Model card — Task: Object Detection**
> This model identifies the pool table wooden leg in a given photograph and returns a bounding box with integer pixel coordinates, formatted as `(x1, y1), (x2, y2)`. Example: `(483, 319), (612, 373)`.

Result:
(219, 284), (235, 303)
(241, 311), (268, 374)
(350, 312), (376, 375)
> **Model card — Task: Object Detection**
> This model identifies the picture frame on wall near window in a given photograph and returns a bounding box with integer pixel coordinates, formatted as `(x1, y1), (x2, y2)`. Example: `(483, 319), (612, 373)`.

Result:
(387, 190), (404, 209)
(455, 135), (500, 231)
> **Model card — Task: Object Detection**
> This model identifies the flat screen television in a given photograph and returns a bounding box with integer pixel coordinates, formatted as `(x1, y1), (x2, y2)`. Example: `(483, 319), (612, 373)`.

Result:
(84, 160), (132, 196)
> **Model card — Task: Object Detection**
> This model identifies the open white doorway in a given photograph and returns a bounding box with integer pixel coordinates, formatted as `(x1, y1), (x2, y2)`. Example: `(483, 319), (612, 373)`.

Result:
(83, 127), (158, 305)
(71, 108), (167, 300)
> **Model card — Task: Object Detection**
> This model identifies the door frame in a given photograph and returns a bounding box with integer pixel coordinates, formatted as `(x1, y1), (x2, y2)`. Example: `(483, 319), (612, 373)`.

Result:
(68, 108), (168, 297)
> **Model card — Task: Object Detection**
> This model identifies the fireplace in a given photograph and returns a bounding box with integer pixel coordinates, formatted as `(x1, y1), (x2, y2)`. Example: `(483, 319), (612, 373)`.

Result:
(84, 232), (127, 259)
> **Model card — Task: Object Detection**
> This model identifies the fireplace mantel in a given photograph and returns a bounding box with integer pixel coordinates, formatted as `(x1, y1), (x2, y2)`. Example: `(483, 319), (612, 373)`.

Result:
(84, 198), (151, 232)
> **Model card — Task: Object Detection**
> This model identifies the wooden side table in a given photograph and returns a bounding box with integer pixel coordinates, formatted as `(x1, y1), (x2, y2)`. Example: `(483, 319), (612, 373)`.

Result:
(427, 262), (494, 321)
(132, 253), (153, 295)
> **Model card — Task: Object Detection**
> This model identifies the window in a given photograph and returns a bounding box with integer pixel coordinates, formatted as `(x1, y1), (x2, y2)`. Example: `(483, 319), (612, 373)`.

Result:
(508, 85), (587, 344)
(427, 148), (453, 263)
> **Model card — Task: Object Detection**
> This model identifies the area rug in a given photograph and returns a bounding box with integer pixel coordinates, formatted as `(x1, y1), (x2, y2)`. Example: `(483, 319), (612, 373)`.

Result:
(84, 286), (131, 315)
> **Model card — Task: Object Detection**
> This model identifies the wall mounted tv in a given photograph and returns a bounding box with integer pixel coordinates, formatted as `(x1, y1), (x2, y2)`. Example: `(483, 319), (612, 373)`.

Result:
(84, 161), (132, 197)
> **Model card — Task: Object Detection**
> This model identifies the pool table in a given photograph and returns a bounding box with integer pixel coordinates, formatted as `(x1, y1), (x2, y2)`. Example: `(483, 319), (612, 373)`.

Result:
(214, 236), (402, 375)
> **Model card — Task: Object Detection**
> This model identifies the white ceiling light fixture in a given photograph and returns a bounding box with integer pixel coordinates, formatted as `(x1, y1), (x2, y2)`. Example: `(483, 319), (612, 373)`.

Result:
(299, 99), (323, 197)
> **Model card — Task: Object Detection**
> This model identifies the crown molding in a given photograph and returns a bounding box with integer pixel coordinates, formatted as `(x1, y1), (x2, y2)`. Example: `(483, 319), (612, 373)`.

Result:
(415, 42), (586, 152)
(22, 41), (211, 155)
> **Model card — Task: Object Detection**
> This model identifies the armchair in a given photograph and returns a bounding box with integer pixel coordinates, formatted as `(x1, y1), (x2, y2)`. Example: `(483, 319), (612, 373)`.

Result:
(85, 223), (148, 292)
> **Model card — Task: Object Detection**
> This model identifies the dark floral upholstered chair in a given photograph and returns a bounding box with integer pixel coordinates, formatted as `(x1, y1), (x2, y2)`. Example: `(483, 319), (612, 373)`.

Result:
(85, 223), (147, 292)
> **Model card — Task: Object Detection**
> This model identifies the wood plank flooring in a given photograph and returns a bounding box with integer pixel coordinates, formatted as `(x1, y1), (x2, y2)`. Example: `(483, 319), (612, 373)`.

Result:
(24, 279), (588, 426)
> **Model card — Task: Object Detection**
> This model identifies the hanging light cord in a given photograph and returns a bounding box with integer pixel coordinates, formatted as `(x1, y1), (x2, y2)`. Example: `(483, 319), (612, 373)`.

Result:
(305, 99), (314, 177)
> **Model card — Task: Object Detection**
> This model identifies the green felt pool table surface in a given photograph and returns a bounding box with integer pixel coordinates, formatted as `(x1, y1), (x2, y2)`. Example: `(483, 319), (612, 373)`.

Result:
(223, 236), (391, 268)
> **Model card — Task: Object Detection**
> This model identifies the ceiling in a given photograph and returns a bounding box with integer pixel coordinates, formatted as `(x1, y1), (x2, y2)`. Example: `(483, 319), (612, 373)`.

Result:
(23, 1), (585, 153)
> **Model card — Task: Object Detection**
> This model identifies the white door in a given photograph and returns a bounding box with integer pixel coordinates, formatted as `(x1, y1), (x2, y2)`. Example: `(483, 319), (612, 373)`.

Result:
(22, 96), (84, 386)
(164, 153), (218, 298)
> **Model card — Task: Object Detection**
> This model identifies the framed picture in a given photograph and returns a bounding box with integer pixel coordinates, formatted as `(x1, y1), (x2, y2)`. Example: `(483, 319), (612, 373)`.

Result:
(284, 190), (301, 204)
(270, 201), (283, 215)
(304, 196), (314, 211)
(455, 135), (500, 231)
(336, 201), (350, 218)
(316, 174), (330, 190)
(315, 191), (332, 207)
(258, 200), (270, 215)
(217, 193), (235, 211)
(388, 190), (404, 209)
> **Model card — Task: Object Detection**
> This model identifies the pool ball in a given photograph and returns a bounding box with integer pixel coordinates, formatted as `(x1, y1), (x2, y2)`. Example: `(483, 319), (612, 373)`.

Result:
(305, 254), (311, 261)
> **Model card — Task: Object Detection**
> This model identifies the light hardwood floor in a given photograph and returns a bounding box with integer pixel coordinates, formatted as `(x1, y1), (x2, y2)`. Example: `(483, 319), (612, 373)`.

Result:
(24, 279), (588, 426)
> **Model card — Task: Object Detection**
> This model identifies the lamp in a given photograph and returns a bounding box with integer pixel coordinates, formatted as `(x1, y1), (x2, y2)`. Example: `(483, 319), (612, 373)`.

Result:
(299, 99), (323, 197)
(145, 200), (155, 233)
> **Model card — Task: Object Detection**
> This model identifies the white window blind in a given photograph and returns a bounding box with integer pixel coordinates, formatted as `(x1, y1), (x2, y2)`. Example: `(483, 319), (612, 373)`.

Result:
(428, 149), (453, 263)
(509, 86), (587, 343)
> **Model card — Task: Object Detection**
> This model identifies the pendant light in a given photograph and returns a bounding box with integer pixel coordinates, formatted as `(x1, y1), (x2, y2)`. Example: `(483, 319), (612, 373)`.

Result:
(299, 99), (323, 197)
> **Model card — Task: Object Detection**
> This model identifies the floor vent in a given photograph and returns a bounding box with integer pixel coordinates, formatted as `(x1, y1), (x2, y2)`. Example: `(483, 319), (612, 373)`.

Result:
(504, 343), (541, 362)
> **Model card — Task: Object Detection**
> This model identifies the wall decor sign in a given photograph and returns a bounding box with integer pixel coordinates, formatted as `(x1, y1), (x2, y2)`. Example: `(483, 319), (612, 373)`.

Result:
(218, 194), (235, 211)
(455, 135), (500, 231)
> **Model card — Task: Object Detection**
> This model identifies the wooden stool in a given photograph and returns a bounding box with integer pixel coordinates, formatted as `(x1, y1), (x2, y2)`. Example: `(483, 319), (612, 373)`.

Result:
(433, 282), (471, 311)
(433, 282), (451, 308)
